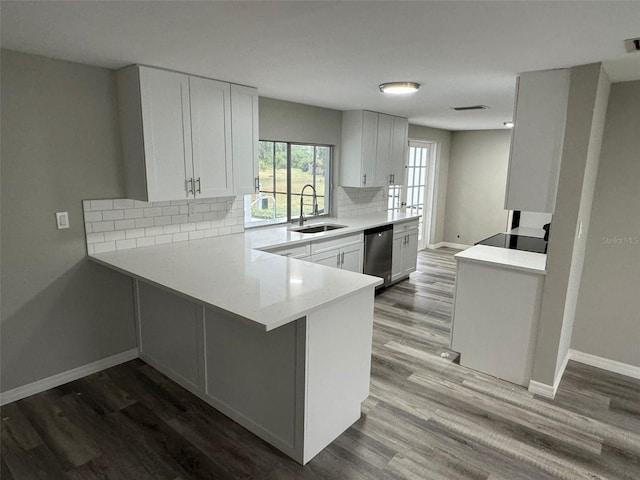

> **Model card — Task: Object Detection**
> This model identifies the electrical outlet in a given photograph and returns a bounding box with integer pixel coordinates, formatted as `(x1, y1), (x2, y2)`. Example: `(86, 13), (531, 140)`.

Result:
(56, 212), (70, 229)
(226, 201), (233, 213)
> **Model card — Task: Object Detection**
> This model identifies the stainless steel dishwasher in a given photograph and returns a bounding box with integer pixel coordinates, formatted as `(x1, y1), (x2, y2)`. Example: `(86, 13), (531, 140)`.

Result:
(363, 224), (393, 287)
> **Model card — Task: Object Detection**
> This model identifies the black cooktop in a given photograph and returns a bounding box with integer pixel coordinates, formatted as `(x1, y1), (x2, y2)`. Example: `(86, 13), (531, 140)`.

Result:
(476, 233), (548, 254)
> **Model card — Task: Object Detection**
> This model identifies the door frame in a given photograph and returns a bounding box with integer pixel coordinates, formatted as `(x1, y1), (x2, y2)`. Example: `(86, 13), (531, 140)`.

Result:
(403, 140), (439, 251)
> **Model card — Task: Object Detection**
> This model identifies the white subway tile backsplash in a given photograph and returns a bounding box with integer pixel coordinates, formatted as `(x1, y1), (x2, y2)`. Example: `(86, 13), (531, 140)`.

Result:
(87, 233), (104, 244)
(113, 199), (134, 209)
(94, 241), (116, 253)
(136, 237), (155, 248)
(188, 230), (204, 241)
(173, 232), (189, 243)
(84, 211), (103, 222)
(116, 239), (136, 250)
(125, 228), (145, 239)
(134, 217), (154, 228)
(143, 207), (163, 217)
(83, 197), (245, 254)
(155, 234), (173, 245)
(144, 226), (163, 237)
(104, 231), (126, 242)
(90, 199), (114, 211)
(102, 209), (124, 221)
(93, 221), (115, 232)
(124, 208), (144, 219)
(153, 216), (172, 226)
(114, 219), (135, 230)
(163, 224), (181, 234)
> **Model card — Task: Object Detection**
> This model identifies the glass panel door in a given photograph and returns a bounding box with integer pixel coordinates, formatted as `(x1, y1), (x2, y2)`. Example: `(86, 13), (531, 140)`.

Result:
(405, 143), (432, 249)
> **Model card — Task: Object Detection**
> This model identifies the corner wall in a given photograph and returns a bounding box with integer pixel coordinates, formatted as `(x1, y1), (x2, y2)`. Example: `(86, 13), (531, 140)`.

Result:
(1, 50), (137, 393)
(571, 80), (640, 368)
(531, 63), (611, 387)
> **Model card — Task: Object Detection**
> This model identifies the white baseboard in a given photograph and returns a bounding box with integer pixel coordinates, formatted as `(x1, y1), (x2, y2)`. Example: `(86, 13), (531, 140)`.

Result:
(528, 349), (570, 399)
(441, 242), (472, 250)
(427, 242), (444, 249)
(0, 348), (139, 406)
(569, 349), (640, 380)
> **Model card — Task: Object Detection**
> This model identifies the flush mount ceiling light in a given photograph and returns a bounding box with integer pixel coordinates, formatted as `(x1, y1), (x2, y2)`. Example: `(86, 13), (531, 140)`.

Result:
(503, 121), (514, 128)
(379, 82), (420, 95)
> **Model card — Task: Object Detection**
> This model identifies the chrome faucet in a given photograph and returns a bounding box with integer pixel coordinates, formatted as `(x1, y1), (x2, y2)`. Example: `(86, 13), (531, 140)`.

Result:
(299, 184), (318, 226)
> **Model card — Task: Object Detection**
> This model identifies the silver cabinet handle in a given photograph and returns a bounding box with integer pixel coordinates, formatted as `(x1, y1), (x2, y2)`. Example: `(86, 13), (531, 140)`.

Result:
(187, 178), (194, 195)
(255, 177), (260, 192)
(195, 177), (201, 194)
(336, 253), (341, 267)
(341, 252), (345, 265)
(363, 174), (367, 185)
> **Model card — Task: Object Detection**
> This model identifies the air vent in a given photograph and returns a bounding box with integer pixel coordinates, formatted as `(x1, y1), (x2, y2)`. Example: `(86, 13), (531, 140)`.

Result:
(624, 37), (640, 52)
(451, 105), (490, 111)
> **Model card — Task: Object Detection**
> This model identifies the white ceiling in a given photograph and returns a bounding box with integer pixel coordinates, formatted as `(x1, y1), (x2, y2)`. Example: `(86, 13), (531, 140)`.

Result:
(2, 1), (639, 130)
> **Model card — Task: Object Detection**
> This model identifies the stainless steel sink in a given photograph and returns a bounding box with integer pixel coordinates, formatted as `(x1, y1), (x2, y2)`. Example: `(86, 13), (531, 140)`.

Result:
(290, 224), (347, 234)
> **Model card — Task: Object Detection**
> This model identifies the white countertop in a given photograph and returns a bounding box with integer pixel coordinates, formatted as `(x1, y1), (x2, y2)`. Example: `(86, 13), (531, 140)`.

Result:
(90, 213), (419, 331)
(454, 245), (547, 275)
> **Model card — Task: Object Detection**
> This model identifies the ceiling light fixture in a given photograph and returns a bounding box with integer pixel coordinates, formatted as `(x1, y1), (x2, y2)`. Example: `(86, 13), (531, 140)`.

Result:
(379, 82), (420, 95)
(503, 121), (514, 128)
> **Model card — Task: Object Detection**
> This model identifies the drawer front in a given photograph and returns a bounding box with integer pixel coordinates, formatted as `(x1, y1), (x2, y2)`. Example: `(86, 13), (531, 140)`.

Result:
(393, 220), (419, 235)
(262, 242), (310, 258)
(310, 233), (364, 255)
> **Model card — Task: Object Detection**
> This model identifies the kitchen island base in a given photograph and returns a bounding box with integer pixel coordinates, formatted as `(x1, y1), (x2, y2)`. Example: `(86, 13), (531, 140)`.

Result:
(135, 280), (374, 464)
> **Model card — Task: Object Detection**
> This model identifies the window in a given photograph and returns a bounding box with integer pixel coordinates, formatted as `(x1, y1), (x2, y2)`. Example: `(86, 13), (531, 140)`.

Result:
(244, 141), (331, 227)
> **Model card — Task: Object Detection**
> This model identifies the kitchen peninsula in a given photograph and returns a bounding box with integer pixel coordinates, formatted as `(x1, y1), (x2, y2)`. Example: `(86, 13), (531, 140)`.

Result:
(88, 212), (419, 464)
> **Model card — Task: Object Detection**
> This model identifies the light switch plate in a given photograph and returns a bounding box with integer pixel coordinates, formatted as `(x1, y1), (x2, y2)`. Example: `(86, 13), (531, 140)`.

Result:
(56, 211), (70, 229)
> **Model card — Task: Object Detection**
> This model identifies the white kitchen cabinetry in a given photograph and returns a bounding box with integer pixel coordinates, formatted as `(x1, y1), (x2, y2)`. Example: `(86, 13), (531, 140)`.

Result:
(310, 233), (364, 273)
(450, 248), (546, 387)
(231, 84), (260, 195)
(117, 65), (258, 202)
(341, 111), (408, 188)
(391, 220), (419, 282)
(340, 111), (378, 187)
(505, 69), (570, 213)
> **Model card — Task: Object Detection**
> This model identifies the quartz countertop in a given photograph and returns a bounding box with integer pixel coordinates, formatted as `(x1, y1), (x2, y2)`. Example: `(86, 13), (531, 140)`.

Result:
(454, 245), (547, 275)
(90, 213), (420, 331)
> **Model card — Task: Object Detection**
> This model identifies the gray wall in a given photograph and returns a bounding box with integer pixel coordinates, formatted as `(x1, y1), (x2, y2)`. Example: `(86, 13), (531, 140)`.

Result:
(1, 50), (136, 393)
(408, 125), (451, 245)
(442, 130), (511, 246)
(531, 63), (610, 386)
(571, 80), (640, 367)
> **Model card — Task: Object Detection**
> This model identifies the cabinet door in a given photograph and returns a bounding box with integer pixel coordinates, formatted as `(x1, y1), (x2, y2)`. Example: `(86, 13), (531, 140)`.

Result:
(311, 248), (342, 269)
(390, 116), (408, 183)
(374, 113), (393, 186)
(391, 234), (404, 282)
(505, 69), (570, 213)
(361, 111), (378, 187)
(231, 84), (259, 195)
(139, 67), (193, 201)
(190, 76), (233, 198)
(340, 244), (363, 273)
(402, 231), (419, 276)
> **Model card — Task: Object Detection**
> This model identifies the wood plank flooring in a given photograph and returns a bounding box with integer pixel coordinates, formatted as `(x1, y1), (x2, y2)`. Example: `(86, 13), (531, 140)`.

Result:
(2, 248), (639, 479)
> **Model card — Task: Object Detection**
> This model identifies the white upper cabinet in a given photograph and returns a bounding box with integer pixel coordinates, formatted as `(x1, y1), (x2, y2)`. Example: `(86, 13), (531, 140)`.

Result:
(505, 69), (570, 213)
(389, 116), (408, 184)
(340, 110), (378, 187)
(117, 65), (258, 202)
(137, 67), (193, 202)
(231, 84), (260, 195)
(341, 110), (408, 188)
(189, 76), (233, 198)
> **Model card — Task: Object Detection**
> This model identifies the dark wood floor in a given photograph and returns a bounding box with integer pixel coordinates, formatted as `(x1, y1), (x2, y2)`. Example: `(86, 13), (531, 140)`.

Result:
(2, 248), (639, 479)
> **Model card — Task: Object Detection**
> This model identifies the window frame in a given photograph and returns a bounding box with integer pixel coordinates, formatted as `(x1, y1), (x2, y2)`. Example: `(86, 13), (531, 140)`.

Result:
(244, 140), (332, 228)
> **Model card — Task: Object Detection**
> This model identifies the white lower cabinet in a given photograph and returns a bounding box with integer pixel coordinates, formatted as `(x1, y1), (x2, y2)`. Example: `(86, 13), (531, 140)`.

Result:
(134, 279), (374, 465)
(391, 221), (419, 282)
(310, 233), (364, 273)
